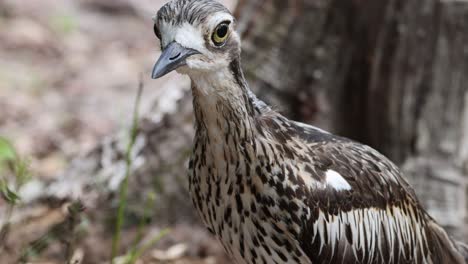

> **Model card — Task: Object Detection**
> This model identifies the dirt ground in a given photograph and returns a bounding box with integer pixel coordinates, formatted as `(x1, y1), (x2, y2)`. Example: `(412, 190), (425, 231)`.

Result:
(0, 0), (235, 263)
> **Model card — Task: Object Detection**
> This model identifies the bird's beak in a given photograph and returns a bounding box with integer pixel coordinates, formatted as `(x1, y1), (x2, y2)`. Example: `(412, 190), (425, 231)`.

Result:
(152, 42), (200, 79)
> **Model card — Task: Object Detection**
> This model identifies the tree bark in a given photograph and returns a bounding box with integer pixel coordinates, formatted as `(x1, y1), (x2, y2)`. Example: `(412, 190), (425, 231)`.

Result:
(236, 0), (468, 241)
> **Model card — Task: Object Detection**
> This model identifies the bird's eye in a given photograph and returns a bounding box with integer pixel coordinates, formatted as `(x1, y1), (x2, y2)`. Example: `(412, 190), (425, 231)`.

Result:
(153, 24), (161, 39)
(212, 22), (230, 46)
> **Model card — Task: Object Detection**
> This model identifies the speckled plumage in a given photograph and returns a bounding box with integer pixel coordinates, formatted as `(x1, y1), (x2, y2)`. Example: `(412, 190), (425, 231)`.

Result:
(152, 1), (468, 263)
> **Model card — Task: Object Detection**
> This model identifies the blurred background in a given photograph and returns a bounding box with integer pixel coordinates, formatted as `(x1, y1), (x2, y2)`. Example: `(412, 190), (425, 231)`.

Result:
(0, 0), (467, 263)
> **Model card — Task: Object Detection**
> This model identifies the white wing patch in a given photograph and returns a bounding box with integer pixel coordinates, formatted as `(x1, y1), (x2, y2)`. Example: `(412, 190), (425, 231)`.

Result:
(325, 170), (351, 191)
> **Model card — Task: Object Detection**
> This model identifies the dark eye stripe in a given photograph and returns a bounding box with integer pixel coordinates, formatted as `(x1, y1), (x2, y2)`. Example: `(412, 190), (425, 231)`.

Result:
(153, 24), (161, 39)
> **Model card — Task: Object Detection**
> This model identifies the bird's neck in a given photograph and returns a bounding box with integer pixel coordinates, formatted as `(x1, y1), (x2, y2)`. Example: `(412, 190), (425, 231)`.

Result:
(190, 58), (258, 142)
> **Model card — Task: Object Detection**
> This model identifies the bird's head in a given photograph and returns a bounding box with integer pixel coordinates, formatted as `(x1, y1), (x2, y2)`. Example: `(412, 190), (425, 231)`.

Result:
(151, 0), (240, 79)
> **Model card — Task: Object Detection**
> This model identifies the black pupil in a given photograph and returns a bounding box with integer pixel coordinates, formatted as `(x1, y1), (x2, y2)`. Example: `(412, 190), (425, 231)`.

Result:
(217, 25), (228, 38)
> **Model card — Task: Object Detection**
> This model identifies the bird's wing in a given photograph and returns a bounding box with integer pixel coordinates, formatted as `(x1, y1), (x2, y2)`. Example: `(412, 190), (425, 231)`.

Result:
(265, 118), (421, 210)
(311, 140), (420, 210)
(282, 119), (420, 206)
(261, 119), (464, 263)
(253, 116), (466, 263)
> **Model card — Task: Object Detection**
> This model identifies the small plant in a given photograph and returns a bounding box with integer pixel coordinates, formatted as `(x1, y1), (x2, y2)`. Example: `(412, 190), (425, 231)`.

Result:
(110, 79), (144, 263)
(0, 138), (87, 263)
(0, 137), (32, 252)
(111, 79), (169, 263)
(123, 228), (170, 264)
(123, 191), (170, 264)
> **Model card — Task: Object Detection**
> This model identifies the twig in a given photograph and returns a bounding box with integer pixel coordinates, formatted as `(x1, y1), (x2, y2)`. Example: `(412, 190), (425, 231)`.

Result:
(65, 201), (86, 264)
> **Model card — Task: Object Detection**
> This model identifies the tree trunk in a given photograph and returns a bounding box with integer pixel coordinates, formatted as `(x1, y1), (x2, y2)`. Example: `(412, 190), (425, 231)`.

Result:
(235, 0), (468, 241)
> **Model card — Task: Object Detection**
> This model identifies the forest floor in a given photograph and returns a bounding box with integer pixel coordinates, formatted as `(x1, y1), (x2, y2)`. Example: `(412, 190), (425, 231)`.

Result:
(0, 0), (235, 263)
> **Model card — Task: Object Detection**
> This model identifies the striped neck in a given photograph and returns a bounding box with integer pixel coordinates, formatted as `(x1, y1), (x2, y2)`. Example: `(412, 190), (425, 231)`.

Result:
(190, 58), (257, 141)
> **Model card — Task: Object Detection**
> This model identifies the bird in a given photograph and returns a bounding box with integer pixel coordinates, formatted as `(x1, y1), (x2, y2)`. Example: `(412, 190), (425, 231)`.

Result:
(150, 0), (468, 263)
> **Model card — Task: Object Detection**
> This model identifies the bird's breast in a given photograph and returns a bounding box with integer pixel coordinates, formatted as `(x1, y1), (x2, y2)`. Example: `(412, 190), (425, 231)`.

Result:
(188, 134), (314, 263)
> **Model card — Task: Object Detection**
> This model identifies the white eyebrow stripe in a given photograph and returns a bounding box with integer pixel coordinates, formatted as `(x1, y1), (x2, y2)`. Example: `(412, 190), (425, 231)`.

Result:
(207, 12), (233, 27)
(325, 170), (352, 191)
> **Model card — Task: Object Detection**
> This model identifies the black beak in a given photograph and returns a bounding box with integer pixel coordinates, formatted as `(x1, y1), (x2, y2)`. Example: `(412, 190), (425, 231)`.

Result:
(152, 42), (200, 79)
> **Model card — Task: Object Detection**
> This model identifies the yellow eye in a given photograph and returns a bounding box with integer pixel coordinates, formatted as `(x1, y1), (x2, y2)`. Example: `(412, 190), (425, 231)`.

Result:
(212, 22), (230, 46)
